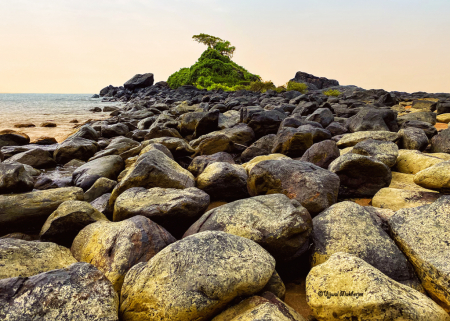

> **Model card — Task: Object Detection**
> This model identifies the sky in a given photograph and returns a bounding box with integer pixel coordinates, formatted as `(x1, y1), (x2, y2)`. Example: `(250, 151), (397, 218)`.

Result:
(1, 0), (450, 94)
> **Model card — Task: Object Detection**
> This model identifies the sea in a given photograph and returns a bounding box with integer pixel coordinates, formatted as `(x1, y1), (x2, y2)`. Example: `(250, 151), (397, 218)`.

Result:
(0, 94), (120, 142)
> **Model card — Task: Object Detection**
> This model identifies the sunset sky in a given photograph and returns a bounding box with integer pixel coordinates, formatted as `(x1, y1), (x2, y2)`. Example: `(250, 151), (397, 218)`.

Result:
(1, 0), (449, 94)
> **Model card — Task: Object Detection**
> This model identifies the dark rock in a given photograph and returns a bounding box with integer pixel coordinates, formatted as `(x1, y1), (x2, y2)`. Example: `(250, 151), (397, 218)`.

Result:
(347, 108), (398, 132)
(84, 178), (117, 203)
(305, 108), (334, 128)
(437, 102), (450, 115)
(40, 122), (57, 127)
(398, 127), (429, 151)
(397, 112), (437, 126)
(351, 139), (399, 167)
(124, 73), (154, 90)
(271, 127), (313, 158)
(297, 124), (332, 143)
(70, 124), (99, 141)
(90, 107), (102, 112)
(32, 136), (58, 145)
(188, 152), (235, 177)
(34, 175), (72, 190)
(90, 136), (140, 160)
(245, 110), (287, 139)
(290, 71), (339, 89)
(300, 140), (340, 169)
(101, 123), (130, 138)
(4, 148), (56, 169)
(241, 134), (276, 163)
(326, 121), (348, 136)
(0, 130), (30, 148)
(401, 120), (437, 139)
(194, 110), (219, 137)
(54, 137), (99, 164)
(90, 193), (111, 214)
(431, 128), (450, 153)
(0, 163), (34, 194)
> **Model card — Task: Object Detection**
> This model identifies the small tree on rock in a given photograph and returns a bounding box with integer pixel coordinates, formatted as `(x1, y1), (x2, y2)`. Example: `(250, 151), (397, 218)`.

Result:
(192, 33), (236, 58)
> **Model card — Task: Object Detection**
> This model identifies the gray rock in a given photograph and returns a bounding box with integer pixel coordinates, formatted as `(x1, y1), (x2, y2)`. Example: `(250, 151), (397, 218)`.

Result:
(397, 111), (437, 126)
(0, 163), (34, 194)
(271, 127), (313, 158)
(4, 148), (56, 169)
(300, 140), (340, 169)
(401, 120), (437, 139)
(188, 152), (235, 177)
(351, 139), (399, 167)
(54, 137), (99, 164)
(84, 177), (117, 202)
(241, 134), (276, 163)
(124, 73), (154, 90)
(69, 124), (99, 141)
(90, 136), (140, 160)
(0, 130), (30, 148)
(431, 129), (450, 153)
(101, 123), (130, 138)
(398, 127), (429, 151)
(305, 107), (334, 128)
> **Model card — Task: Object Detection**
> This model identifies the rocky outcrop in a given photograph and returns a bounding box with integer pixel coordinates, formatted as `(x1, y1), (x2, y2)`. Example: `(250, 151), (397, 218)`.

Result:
(124, 73), (154, 90)
(290, 71), (339, 89)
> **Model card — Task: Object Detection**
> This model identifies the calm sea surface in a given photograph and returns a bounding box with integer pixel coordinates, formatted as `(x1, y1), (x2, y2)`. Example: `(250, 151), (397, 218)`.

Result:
(0, 94), (119, 142)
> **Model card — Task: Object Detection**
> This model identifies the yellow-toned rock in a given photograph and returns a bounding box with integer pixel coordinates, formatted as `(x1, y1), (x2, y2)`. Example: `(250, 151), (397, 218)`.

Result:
(306, 252), (450, 321)
(0, 238), (77, 279)
(372, 187), (441, 211)
(336, 131), (399, 148)
(394, 149), (444, 174)
(212, 292), (305, 321)
(119, 231), (275, 321)
(339, 146), (353, 155)
(311, 201), (421, 290)
(414, 161), (450, 193)
(242, 153), (290, 174)
(389, 171), (437, 192)
(437, 113), (450, 124)
(389, 196), (450, 312)
(72, 215), (175, 294)
(431, 153), (450, 161)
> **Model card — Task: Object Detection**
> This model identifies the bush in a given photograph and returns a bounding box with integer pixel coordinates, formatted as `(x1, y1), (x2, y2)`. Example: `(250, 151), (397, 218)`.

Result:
(275, 86), (287, 93)
(323, 89), (342, 97)
(247, 80), (276, 93)
(286, 81), (308, 94)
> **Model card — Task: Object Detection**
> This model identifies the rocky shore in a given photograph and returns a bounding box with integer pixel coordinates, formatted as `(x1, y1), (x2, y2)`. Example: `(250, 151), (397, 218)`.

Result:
(1, 71), (450, 320)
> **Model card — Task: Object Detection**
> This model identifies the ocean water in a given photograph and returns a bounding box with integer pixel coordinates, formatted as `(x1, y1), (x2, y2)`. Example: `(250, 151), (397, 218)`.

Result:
(0, 93), (119, 142)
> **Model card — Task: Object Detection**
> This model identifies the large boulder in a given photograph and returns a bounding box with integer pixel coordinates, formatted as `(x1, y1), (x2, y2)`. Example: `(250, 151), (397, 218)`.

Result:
(72, 215), (175, 293)
(119, 231), (276, 321)
(240, 134), (276, 163)
(351, 139), (399, 167)
(124, 73), (154, 90)
(389, 196), (450, 312)
(69, 124), (99, 141)
(101, 123), (130, 138)
(414, 161), (450, 193)
(108, 149), (195, 207)
(84, 177), (117, 202)
(72, 155), (124, 191)
(90, 137), (140, 160)
(188, 152), (235, 177)
(4, 148), (56, 169)
(196, 163), (249, 201)
(328, 154), (391, 197)
(336, 131), (399, 148)
(0, 238), (77, 279)
(347, 108), (398, 132)
(431, 129), (450, 153)
(247, 159), (340, 215)
(306, 252), (450, 321)
(372, 187), (441, 211)
(0, 262), (119, 321)
(0, 163), (34, 194)
(397, 111), (437, 126)
(39, 200), (109, 247)
(184, 194), (312, 262)
(300, 140), (340, 169)
(394, 149), (444, 174)
(212, 292), (306, 321)
(244, 109), (286, 139)
(398, 127), (429, 151)
(271, 127), (313, 158)
(113, 187), (210, 238)
(190, 124), (255, 150)
(143, 137), (195, 157)
(194, 110), (220, 137)
(0, 187), (84, 235)
(305, 108), (334, 128)
(54, 137), (99, 164)
(401, 120), (437, 139)
(0, 130), (29, 148)
(290, 71), (339, 89)
(311, 202), (421, 289)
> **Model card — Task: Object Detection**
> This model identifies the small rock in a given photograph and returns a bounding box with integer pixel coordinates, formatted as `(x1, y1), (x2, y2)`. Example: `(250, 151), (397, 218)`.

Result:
(40, 122), (57, 127)
(0, 163), (34, 194)
(84, 177), (117, 202)
(31, 136), (58, 145)
(14, 123), (35, 128)
(414, 161), (450, 193)
(372, 187), (441, 211)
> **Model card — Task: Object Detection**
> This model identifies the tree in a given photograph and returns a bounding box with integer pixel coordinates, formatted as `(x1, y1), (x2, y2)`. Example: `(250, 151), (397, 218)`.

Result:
(192, 33), (236, 58)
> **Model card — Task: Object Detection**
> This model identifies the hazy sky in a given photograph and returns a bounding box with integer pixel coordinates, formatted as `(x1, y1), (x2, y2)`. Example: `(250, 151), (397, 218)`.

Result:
(1, 0), (450, 93)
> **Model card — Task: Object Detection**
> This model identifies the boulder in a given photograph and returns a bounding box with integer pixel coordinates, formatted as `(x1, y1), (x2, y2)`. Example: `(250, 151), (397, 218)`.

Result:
(219, 110), (240, 129)
(54, 137), (99, 164)
(245, 110), (286, 139)
(290, 71), (339, 89)
(108, 149), (195, 207)
(431, 129), (450, 153)
(0, 238), (77, 279)
(72, 216), (175, 293)
(0, 163), (34, 194)
(414, 161), (450, 193)
(190, 124), (255, 149)
(372, 187), (441, 211)
(139, 142), (173, 159)
(196, 163), (249, 201)
(240, 134), (276, 163)
(188, 152), (235, 177)
(389, 196), (450, 312)
(306, 252), (450, 321)
(271, 127), (313, 158)
(90, 136), (140, 160)
(113, 187), (210, 238)
(101, 123), (130, 138)
(0, 187), (84, 235)
(84, 177), (117, 202)
(397, 111), (437, 126)
(242, 154), (291, 174)
(144, 137), (195, 157)
(0, 262), (119, 321)
(389, 171), (437, 192)
(32, 136), (58, 145)
(311, 201), (421, 289)
(411, 99), (437, 111)
(328, 154), (391, 197)
(305, 108), (334, 128)
(72, 155), (124, 191)
(351, 139), (399, 167)
(247, 159), (340, 215)
(3, 148), (56, 169)
(192, 133), (235, 156)
(69, 124), (99, 141)
(124, 73), (154, 90)
(437, 113), (450, 123)
(325, 121), (348, 136)
(394, 149), (444, 174)
(0, 130), (30, 148)
(39, 200), (109, 247)
(212, 292), (306, 321)
(400, 120), (437, 139)
(347, 108), (398, 132)
(297, 124), (332, 143)
(184, 194), (312, 262)
(90, 193), (111, 214)
(300, 140), (340, 169)
(194, 110), (220, 137)
(398, 127), (429, 151)
(178, 112), (205, 136)
(336, 131), (399, 148)
(437, 103), (450, 115)
(119, 231), (275, 321)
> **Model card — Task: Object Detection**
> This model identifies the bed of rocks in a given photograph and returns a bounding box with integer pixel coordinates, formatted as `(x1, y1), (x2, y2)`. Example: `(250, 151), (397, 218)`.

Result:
(1, 72), (450, 320)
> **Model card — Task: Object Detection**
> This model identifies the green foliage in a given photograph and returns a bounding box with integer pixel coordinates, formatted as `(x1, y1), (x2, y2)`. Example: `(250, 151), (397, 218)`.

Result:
(247, 80), (276, 93)
(323, 89), (342, 97)
(192, 33), (236, 58)
(286, 81), (308, 94)
(167, 47), (259, 90)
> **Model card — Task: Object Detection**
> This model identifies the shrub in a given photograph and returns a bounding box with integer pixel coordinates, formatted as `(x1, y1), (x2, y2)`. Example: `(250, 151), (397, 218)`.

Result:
(323, 89), (342, 97)
(275, 85), (287, 93)
(286, 81), (308, 94)
(247, 80), (276, 93)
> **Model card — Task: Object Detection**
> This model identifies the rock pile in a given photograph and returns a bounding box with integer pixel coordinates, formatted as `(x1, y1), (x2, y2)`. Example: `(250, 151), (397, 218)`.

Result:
(1, 72), (450, 320)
